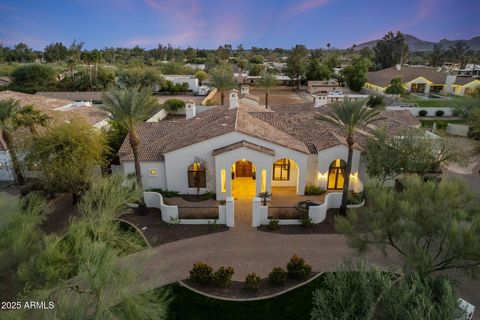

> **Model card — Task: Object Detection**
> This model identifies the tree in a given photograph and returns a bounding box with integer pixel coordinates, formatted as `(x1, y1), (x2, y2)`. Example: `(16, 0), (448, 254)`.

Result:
(385, 77), (405, 95)
(374, 31), (409, 69)
(323, 53), (340, 72)
(305, 59), (330, 81)
(311, 262), (458, 320)
(1, 176), (170, 319)
(365, 128), (467, 185)
(103, 87), (160, 189)
(341, 56), (370, 92)
(163, 98), (185, 114)
(447, 42), (470, 69)
(0, 99), (25, 184)
(285, 44), (309, 90)
(10, 63), (57, 93)
(11, 42), (34, 63)
(247, 63), (264, 76)
(117, 66), (162, 90)
(258, 72), (277, 109)
(210, 64), (236, 105)
(454, 96), (480, 139)
(44, 42), (68, 62)
(316, 101), (380, 215)
(366, 95), (384, 108)
(194, 70), (208, 84)
(337, 176), (480, 278)
(429, 44), (444, 67)
(12, 105), (50, 134)
(26, 118), (106, 203)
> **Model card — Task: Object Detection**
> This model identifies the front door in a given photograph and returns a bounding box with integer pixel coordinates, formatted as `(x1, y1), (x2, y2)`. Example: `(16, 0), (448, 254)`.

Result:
(235, 161), (253, 177)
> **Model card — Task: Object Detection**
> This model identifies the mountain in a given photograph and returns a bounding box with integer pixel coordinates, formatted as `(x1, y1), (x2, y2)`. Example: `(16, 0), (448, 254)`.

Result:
(354, 34), (480, 51)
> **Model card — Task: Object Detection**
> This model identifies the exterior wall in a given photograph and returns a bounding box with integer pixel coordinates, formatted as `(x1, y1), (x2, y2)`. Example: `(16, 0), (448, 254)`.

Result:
(163, 76), (199, 93)
(364, 83), (386, 93)
(316, 145), (361, 191)
(385, 106), (454, 117)
(406, 77), (432, 93)
(0, 151), (15, 181)
(270, 159), (299, 187)
(122, 161), (167, 190)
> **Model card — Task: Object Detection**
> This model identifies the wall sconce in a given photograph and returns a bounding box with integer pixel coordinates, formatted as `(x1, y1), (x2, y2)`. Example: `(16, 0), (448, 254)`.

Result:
(350, 172), (358, 180)
(317, 171), (328, 180)
(148, 169), (157, 176)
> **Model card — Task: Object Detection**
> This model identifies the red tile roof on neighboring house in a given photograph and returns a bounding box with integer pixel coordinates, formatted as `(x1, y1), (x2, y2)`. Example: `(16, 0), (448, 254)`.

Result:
(367, 66), (450, 87)
(119, 103), (420, 162)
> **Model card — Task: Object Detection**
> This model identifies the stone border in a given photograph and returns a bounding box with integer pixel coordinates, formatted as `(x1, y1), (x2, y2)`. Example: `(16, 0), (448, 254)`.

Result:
(178, 272), (324, 302)
(115, 218), (152, 248)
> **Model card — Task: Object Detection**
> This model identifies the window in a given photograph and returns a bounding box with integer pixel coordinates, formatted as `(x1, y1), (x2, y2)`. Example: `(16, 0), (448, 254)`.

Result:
(273, 159), (290, 181)
(148, 169), (157, 176)
(327, 159), (346, 190)
(188, 162), (206, 188)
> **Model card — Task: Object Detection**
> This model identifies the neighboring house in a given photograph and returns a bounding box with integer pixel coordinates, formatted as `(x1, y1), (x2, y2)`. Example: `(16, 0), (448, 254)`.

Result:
(163, 75), (199, 93)
(457, 63), (480, 78)
(307, 80), (340, 94)
(0, 90), (110, 181)
(234, 73), (292, 85)
(119, 90), (420, 200)
(313, 90), (370, 107)
(365, 65), (480, 96)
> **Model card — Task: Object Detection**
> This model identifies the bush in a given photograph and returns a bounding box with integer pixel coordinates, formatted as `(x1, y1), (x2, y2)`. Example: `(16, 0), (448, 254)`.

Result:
(20, 178), (44, 196)
(147, 188), (179, 198)
(418, 109), (428, 117)
(435, 110), (444, 117)
(189, 263), (213, 284)
(300, 215), (314, 228)
(452, 109), (460, 117)
(304, 185), (327, 196)
(347, 191), (364, 205)
(268, 267), (287, 286)
(202, 191), (216, 200)
(163, 98), (185, 114)
(213, 266), (235, 288)
(10, 63), (57, 93)
(268, 217), (279, 230)
(244, 273), (261, 291)
(366, 95), (384, 108)
(287, 255), (312, 280)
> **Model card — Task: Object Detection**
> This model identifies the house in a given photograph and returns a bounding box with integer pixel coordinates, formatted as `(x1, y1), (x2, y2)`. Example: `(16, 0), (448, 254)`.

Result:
(313, 90), (370, 107)
(163, 75), (199, 93)
(119, 91), (420, 200)
(457, 63), (480, 78)
(364, 65), (480, 96)
(307, 80), (340, 94)
(0, 90), (110, 181)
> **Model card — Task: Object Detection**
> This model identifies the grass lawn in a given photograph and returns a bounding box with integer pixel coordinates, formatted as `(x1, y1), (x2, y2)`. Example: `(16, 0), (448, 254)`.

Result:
(165, 276), (325, 320)
(406, 96), (461, 108)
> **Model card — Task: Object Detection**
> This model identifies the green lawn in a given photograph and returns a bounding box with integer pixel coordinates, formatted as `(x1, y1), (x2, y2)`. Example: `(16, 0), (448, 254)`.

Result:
(165, 276), (325, 320)
(406, 96), (461, 108)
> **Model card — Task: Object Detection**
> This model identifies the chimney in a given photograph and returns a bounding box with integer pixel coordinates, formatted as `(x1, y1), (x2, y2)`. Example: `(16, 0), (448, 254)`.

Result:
(185, 100), (196, 119)
(240, 84), (250, 95)
(314, 95), (327, 108)
(395, 64), (402, 71)
(444, 74), (456, 95)
(229, 90), (239, 109)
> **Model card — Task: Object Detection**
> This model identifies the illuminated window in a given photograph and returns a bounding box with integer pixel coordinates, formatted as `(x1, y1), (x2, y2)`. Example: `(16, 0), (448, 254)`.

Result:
(221, 169), (226, 192)
(327, 159), (346, 190)
(261, 169), (266, 192)
(148, 169), (158, 176)
(188, 162), (206, 188)
(273, 159), (290, 181)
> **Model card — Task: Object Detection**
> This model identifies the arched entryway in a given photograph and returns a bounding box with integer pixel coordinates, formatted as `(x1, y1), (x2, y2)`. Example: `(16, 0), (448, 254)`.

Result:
(327, 159), (346, 190)
(271, 158), (300, 195)
(231, 159), (257, 199)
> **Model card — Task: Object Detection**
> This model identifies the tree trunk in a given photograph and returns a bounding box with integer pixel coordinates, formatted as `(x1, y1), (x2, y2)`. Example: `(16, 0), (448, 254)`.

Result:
(129, 130), (143, 189)
(221, 91), (225, 105)
(265, 91), (269, 109)
(2, 130), (24, 185)
(339, 139), (354, 216)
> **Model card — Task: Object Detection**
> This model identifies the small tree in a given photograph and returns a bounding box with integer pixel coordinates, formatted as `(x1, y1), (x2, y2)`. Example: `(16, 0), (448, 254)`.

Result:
(286, 44), (309, 90)
(366, 95), (384, 108)
(163, 98), (185, 114)
(210, 63), (235, 105)
(340, 57), (370, 92)
(336, 176), (480, 278)
(385, 77), (405, 95)
(194, 70), (208, 85)
(257, 192), (271, 206)
(10, 63), (57, 93)
(258, 72), (277, 108)
(305, 59), (331, 81)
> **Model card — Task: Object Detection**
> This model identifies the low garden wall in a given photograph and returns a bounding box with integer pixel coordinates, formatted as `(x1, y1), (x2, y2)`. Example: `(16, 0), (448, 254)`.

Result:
(385, 106), (454, 117)
(143, 192), (234, 226)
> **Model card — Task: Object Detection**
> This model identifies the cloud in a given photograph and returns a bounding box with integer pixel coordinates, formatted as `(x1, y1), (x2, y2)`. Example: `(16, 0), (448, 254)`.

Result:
(285, 0), (332, 16)
(417, 0), (435, 19)
(121, 30), (198, 47)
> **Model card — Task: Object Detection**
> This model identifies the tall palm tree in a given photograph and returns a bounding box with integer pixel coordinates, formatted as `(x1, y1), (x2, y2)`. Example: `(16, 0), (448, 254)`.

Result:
(13, 105), (50, 134)
(316, 100), (381, 216)
(211, 65), (236, 105)
(102, 87), (159, 190)
(258, 72), (277, 108)
(0, 99), (24, 184)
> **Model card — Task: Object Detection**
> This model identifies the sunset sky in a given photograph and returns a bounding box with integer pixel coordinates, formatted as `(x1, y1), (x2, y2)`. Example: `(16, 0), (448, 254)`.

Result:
(0, 0), (479, 50)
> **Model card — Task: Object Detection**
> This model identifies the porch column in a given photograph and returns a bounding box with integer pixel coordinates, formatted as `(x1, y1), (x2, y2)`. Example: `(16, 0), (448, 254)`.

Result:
(226, 167), (232, 196)
(265, 166), (272, 194)
(255, 167), (262, 197)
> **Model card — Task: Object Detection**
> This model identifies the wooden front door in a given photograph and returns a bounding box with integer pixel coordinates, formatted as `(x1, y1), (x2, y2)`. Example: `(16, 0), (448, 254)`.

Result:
(235, 161), (253, 177)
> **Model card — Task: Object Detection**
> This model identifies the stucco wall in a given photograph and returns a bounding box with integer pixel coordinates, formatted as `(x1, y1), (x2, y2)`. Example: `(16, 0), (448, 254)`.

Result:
(122, 161), (167, 190)
(316, 145), (361, 190)
(0, 151), (15, 181)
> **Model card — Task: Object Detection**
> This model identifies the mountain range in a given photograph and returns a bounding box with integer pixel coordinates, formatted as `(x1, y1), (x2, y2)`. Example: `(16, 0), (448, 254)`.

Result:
(354, 34), (480, 51)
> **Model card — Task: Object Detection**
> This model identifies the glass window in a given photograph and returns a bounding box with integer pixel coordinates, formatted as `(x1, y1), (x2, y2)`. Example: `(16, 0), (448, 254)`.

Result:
(188, 163), (206, 188)
(273, 159), (290, 181)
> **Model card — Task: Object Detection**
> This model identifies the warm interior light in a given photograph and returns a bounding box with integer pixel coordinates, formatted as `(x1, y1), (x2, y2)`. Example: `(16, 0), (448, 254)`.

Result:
(149, 169), (157, 176)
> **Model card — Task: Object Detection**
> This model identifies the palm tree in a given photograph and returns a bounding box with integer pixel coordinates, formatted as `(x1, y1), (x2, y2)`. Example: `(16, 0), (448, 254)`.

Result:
(102, 87), (159, 190)
(0, 99), (24, 184)
(13, 105), (50, 134)
(316, 100), (381, 216)
(258, 72), (277, 108)
(211, 65), (235, 105)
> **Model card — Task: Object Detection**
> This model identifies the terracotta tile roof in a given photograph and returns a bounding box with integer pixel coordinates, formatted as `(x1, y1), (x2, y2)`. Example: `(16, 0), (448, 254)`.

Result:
(367, 66), (449, 87)
(212, 140), (275, 156)
(35, 91), (104, 101)
(0, 90), (72, 111)
(453, 76), (479, 85)
(119, 102), (420, 162)
(240, 93), (260, 102)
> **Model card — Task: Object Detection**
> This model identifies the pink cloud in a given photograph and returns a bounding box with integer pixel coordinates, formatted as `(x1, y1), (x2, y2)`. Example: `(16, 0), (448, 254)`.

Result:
(285, 0), (332, 16)
(417, 0), (435, 19)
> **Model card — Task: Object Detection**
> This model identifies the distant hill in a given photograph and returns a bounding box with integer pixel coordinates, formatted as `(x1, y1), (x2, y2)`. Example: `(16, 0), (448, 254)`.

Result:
(354, 34), (480, 51)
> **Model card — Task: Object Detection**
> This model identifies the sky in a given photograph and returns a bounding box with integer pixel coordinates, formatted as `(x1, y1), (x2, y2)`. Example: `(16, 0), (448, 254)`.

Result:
(0, 0), (479, 50)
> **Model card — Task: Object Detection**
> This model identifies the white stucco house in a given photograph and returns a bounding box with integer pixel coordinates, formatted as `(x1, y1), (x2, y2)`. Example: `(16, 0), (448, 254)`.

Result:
(119, 91), (420, 200)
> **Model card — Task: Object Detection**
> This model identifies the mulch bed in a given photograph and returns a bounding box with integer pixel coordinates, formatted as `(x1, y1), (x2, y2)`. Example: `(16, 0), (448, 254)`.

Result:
(41, 193), (79, 234)
(120, 208), (228, 246)
(182, 272), (319, 300)
(258, 209), (338, 234)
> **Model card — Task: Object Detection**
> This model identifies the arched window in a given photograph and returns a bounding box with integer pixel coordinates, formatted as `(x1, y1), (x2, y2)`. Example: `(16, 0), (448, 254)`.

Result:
(188, 162), (206, 188)
(273, 158), (290, 181)
(327, 159), (346, 190)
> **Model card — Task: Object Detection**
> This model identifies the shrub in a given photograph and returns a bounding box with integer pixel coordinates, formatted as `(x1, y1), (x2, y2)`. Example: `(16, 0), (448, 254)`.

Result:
(287, 255), (312, 280)
(213, 266), (235, 288)
(202, 191), (216, 200)
(347, 191), (364, 205)
(304, 185), (327, 195)
(268, 217), (279, 231)
(163, 98), (185, 114)
(244, 273), (261, 291)
(147, 188), (179, 198)
(435, 110), (444, 117)
(300, 215), (314, 228)
(418, 110), (428, 117)
(189, 262), (213, 284)
(366, 95), (384, 108)
(20, 178), (44, 196)
(452, 109), (460, 117)
(269, 267), (287, 286)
